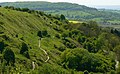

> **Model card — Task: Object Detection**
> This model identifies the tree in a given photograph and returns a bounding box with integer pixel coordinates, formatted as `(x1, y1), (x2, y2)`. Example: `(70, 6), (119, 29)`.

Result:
(61, 48), (115, 73)
(42, 30), (48, 37)
(21, 8), (29, 12)
(0, 41), (5, 53)
(3, 48), (15, 66)
(78, 36), (86, 44)
(60, 14), (66, 21)
(37, 30), (48, 38)
(20, 42), (30, 59)
(37, 31), (42, 38)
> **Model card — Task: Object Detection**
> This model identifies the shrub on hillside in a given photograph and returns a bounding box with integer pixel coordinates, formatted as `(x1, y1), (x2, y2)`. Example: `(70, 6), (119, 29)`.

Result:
(20, 42), (30, 59)
(37, 31), (42, 38)
(21, 8), (29, 12)
(60, 14), (66, 21)
(0, 41), (5, 53)
(55, 34), (61, 39)
(61, 48), (115, 73)
(3, 47), (15, 66)
(37, 30), (49, 38)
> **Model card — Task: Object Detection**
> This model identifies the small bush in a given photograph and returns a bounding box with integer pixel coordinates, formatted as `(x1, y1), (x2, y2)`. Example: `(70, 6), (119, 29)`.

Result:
(55, 34), (60, 39)
(20, 42), (28, 54)
(20, 42), (30, 59)
(21, 8), (29, 12)
(58, 46), (66, 52)
(0, 21), (4, 25)
(60, 14), (66, 21)
(0, 41), (5, 53)
(37, 30), (49, 38)
(3, 47), (15, 66)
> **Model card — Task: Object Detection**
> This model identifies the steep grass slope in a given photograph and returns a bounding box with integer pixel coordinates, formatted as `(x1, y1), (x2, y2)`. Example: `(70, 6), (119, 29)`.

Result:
(0, 7), (71, 73)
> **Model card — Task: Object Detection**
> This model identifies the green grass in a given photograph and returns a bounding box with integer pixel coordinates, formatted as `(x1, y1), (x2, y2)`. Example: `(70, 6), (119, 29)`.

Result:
(0, 7), (66, 73)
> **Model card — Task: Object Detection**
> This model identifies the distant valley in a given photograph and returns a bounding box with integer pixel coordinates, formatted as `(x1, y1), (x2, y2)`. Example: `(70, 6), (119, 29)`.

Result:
(1, 1), (120, 26)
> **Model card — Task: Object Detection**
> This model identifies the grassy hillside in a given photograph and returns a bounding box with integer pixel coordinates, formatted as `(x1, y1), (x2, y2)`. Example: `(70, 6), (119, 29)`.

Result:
(0, 7), (69, 73)
(1, 1), (120, 25)
(0, 6), (120, 73)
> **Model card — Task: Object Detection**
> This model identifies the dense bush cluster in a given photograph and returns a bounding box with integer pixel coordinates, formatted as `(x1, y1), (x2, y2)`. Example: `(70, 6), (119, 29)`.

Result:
(4, 6), (45, 16)
(20, 42), (30, 59)
(37, 30), (49, 38)
(3, 47), (15, 66)
(0, 41), (5, 53)
(61, 48), (115, 73)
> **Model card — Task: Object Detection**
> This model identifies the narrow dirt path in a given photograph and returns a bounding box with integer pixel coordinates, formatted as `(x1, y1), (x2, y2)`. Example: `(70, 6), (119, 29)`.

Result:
(115, 57), (119, 69)
(39, 38), (49, 62)
(32, 61), (35, 70)
(32, 38), (50, 70)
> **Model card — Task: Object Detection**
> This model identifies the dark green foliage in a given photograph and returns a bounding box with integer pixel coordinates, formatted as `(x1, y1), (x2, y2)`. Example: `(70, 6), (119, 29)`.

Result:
(78, 21), (100, 37)
(61, 48), (115, 73)
(38, 63), (70, 74)
(21, 8), (29, 12)
(20, 42), (30, 59)
(42, 30), (48, 37)
(83, 42), (96, 53)
(60, 14), (66, 21)
(54, 44), (66, 52)
(62, 32), (69, 39)
(20, 42), (28, 54)
(78, 36), (86, 43)
(62, 38), (76, 49)
(4, 6), (15, 10)
(15, 34), (18, 38)
(0, 41), (5, 53)
(37, 31), (42, 38)
(3, 48), (15, 66)
(23, 51), (30, 59)
(37, 30), (48, 38)
(2, 35), (10, 41)
(55, 34), (61, 39)
(111, 29), (120, 37)
(110, 70), (115, 74)
(14, 7), (21, 11)
(0, 21), (4, 24)
(58, 46), (66, 51)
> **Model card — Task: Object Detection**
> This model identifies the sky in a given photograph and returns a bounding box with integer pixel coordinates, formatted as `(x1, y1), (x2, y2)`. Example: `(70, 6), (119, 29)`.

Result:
(0, 0), (120, 6)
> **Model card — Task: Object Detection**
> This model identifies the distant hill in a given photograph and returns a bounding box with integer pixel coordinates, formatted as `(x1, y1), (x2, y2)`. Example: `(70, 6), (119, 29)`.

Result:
(1, 1), (120, 25)
(0, 1), (97, 11)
